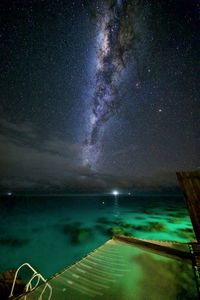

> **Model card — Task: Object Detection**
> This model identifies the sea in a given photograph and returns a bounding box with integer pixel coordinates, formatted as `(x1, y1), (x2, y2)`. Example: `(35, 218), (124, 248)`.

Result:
(0, 192), (195, 279)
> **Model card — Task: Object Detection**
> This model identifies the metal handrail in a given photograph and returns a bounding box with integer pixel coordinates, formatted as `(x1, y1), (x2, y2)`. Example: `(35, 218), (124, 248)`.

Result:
(24, 273), (52, 300)
(9, 262), (52, 300)
(37, 281), (52, 300)
(25, 272), (41, 292)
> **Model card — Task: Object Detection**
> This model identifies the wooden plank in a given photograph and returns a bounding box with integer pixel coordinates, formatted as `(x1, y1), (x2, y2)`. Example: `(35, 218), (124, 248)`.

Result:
(113, 235), (192, 261)
(18, 239), (199, 300)
(190, 244), (200, 296)
(176, 171), (200, 242)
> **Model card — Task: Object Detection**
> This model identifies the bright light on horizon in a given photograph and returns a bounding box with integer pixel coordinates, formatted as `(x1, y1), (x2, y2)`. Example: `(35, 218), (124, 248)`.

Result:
(112, 190), (119, 196)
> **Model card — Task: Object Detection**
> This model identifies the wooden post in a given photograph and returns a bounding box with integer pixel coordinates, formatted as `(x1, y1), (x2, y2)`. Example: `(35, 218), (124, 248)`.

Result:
(176, 171), (200, 242)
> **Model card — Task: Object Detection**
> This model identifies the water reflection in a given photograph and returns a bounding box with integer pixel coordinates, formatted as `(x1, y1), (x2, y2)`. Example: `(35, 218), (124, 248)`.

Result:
(114, 195), (120, 218)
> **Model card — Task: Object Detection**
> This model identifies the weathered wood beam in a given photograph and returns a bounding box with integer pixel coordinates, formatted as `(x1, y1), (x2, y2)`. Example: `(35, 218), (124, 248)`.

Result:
(113, 235), (192, 261)
(176, 171), (200, 242)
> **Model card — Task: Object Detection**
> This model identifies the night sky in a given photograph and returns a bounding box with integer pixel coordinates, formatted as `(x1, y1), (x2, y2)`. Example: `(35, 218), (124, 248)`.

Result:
(0, 0), (199, 191)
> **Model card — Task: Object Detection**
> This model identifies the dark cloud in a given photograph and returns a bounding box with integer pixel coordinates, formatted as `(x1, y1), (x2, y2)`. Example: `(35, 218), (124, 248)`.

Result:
(0, 119), (82, 188)
(0, 118), (181, 191)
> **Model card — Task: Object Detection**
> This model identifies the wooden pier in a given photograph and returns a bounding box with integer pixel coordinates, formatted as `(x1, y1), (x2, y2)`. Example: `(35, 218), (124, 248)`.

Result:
(176, 171), (200, 295)
(16, 238), (198, 300)
(176, 171), (200, 242)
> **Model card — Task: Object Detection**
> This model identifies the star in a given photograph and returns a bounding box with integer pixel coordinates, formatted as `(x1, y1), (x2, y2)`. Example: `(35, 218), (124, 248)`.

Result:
(0, 0), (198, 191)
(135, 82), (141, 88)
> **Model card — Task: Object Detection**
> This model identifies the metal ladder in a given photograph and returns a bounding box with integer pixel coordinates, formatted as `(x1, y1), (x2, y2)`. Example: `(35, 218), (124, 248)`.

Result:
(9, 262), (52, 300)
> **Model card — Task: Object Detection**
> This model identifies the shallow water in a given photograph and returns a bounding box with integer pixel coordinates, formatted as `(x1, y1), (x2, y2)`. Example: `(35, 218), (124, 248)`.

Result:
(0, 193), (195, 278)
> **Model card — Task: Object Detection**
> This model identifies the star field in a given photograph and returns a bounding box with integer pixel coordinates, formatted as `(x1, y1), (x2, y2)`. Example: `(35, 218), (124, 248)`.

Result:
(0, 0), (199, 191)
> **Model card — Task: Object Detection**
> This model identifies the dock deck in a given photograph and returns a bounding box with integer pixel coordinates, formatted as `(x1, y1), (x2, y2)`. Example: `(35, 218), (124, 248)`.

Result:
(16, 237), (198, 300)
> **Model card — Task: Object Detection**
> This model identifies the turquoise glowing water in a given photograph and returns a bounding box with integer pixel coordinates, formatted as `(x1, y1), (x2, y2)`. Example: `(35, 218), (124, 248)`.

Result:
(0, 193), (195, 278)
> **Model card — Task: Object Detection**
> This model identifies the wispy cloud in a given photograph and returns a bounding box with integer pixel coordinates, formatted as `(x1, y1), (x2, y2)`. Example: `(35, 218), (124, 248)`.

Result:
(112, 144), (138, 157)
(0, 118), (83, 189)
(0, 118), (180, 191)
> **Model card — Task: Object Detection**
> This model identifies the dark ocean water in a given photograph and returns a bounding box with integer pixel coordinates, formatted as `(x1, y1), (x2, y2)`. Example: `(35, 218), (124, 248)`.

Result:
(0, 193), (195, 279)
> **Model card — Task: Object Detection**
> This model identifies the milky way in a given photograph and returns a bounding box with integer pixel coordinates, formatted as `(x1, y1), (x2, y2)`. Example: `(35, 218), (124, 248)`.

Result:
(83, 0), (139, 168)
(0, 0), (199, 190)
